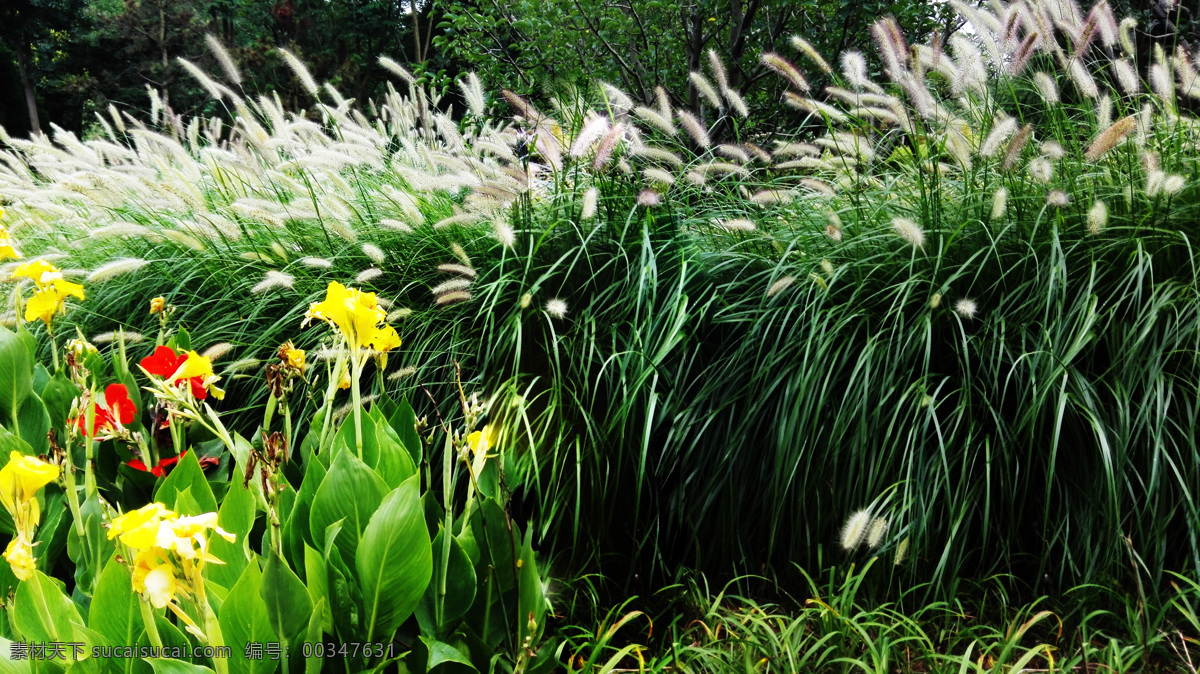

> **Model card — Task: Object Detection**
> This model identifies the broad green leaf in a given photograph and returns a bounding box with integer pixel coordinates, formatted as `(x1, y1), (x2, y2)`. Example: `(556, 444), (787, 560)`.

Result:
(31, 364), (49, 397)
(371, 413), (416, 489)
(0, 424), (33, 459)
(14, 394), (48, 455)
(0, 637), (31, 673)
(206, 479), (255, 589)
(218, 560), (278, 674)
(470, 498), (517, 593)
(387, 398), (422, 466)
(39, 372), (76, 435)
(419, 636), (475, 672)
(302, 545), (330, 634)
(304, 598), (327, 674)
(0, 326), (33, 431)
(322, 522), (363, 640)
(33, 492), (70, 577)
(517, 528), (546, 646)
(153, 450), (217, 514)
(145, 660), (215, 674)
(14, 571), (86, 647)
(356, 475), (432, 643)
(416, 531), (476, 638)
(67, 496), (115, 596)
(330, 410), (379, 467)
(283, 457), (325, 574)
(260, 551), (312, 647)
(309, 450), (387, 565)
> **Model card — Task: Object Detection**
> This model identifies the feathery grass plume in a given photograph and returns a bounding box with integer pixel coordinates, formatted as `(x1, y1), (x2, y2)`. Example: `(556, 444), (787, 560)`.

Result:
(1163, 174), (1186, 194)
(300, 256), (333, 268)
(644, 167), (676, 185)
(571, 115), (612, 157)
(592, 123), (624, 170)
(800, 178), (835, 196)
(826, 223), (843, 241)
(841, 51), (882, 92)
(377, 56), (415, 83)
(279, 48), (320, 96)
(766, 276), (796, 298)
(251, 270), (295, 293)
(161, 230), (206, 251)
(1114, 58), (1139, 94)
(1046, 190), (1070, 207)
(599, 81), (634, 111)
(637, 190), (661, 207)
(1087, 200), (1108, 235)
(501, 90), (541, 121)
(201, 342), (234, 361)
(634, 106), (677, 135)
(634, 145), (685, 167)
(544, 298), (568, 318)
(386, 309), (412, 322)
(716, 144), (751, 163)
(820, 259), (835, 277)
(891, 217), (925, 248)
(866, 517), (889, 549)
(355, 267), (383, 284)
(581, 187), (599, 220)
(954, 298), (978, 319)
(1119, 16), (1137, 55)
(690, 72), (723, 108)
(930, 293), (942, 309)
(991, 188), (1008, 220)
(761, 52), (810, 91)
(722, 87), (750, 118)
(1068, 58), (1099, 98)
(435, 290), (472, 306)
(432, 278), (472, 295)
(458, 72), (486, 116)
(92, 331), (145, 345)
(433, 212), (483, 229)
(437, 263), (477, 279)
(1151, 62), (1175, 104)
(1084, 115), (1136, 161)
(224, 358), (261, 374)
(87, 257), (149, 282)
(362, 243), (386, 264)
(177, 58), (234, 101)
(980, 116), (1017, 157)
(894, 536), (910, 565)
(449, 242), (472, 266)
(1040, 141), (1065, 160)
(784, 93), (849, 123)
(676, 111), (711, 148)
(1034, 71), (1060, 103)
(716, 218), (756, 232)
(1001, 124), (1033, 170)
(1097, 94), (1112, 130)
(1028, 157), (1054, 183)
(205, 34), (241, 85)
(1008, 31), (1040, 75)
(387, 366), (418, 381)
(790, 35), (832, 74)
(706, 49), (730, 92)
(493, 221), (516, 247)
(750, 190), (793, 204)
(841, 510), (872, 550)
(380, 219), (414, 233)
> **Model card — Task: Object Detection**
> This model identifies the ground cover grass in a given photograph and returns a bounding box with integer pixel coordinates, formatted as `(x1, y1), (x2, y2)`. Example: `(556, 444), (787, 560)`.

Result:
(1, 0), (1200, 670)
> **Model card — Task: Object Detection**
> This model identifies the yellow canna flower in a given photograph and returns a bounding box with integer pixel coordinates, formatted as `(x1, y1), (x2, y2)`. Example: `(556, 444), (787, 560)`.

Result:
(107, 502), (175, 550)
(466, 424), (499, 458)
(338, 372), (351, 389)
(283, 345), (305, 372)
(155, 512), (236, 560)
(4, 538), (36, 581)
(0, 452), (60, 525)
(370, 324), (402, 353)
(10, 259), (57, 286)
(303, 281), (390, 351)
(131, 549), (180, 609)
(149, 296), (165, 315)
(168, 351), (214, 383)
(0, 226), (20, 261)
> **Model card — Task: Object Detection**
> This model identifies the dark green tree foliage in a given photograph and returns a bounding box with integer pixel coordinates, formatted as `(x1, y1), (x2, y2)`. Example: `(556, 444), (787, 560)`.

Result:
(0, 0), (87, 135)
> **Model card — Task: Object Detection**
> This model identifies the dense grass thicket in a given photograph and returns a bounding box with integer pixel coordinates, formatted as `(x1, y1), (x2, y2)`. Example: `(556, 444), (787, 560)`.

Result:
(3, 0), (1200, 667)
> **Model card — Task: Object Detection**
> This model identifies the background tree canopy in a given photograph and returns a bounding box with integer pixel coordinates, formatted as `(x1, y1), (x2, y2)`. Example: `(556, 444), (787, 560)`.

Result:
(1, 0), (956, 139)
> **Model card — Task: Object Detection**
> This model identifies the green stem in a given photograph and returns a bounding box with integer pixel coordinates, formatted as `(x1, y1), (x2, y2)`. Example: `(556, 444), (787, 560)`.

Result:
(62, 454), (85, 538)
(84, 386), (97, 499)
(263, 394), (278, 434)
(139, 599), (164, 649)
(283, 402), (294, 462)
(352, 357), (364, 460)
(48, 326), (59, 373)
(317, 347), (347, 454)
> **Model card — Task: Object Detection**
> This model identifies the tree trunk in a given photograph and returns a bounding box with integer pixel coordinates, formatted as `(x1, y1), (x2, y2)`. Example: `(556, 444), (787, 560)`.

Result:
(14, 41), (40, 136)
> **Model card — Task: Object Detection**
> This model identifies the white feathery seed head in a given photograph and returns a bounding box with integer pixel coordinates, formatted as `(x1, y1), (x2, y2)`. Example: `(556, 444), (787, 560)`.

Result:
(767, 276), (795, 298)
(201, 342), (234, 361)
(87, 258), (149, 283)
(300, 257), (333, 268)
(355, 267), (383, 284)
(251, 270), (295, 293)
(362, 243), (386, 264)
(581, 187), (599, 220)
(544, 298), (568, 318)
(1046, 189), (1070, 207)
(841, 509), (872, 550)
(866, 517), (889, 549)
(954, 298), (978, 319)
(891, 217), (925, 248)
(991, 187), (1008, 221)
(279, 48), (320, 96)
(1087, 200), (1108, 235)
(206, 34), (242, 85)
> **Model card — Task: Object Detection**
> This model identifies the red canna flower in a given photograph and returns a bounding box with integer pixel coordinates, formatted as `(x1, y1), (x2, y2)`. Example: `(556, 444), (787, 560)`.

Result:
(74, 384), (137, 437)
(126, 450), (218, 477)
(140, 346), (211, 400)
